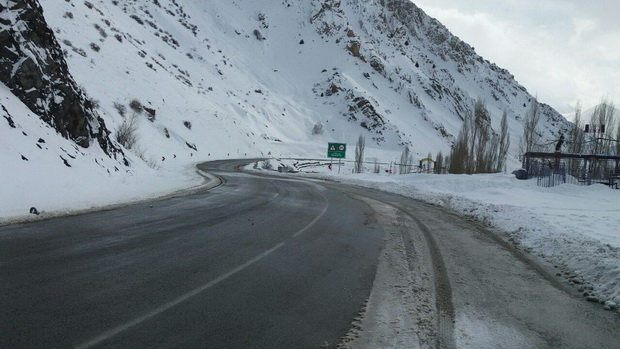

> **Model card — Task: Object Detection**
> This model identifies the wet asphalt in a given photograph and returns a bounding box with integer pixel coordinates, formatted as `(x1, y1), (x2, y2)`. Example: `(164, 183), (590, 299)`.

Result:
(0, 160), (384, 348)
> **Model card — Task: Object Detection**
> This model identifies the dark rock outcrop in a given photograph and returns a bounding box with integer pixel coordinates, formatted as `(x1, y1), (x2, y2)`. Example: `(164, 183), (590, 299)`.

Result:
(0, 0), (118, 154)
(348, 96), (385, 132)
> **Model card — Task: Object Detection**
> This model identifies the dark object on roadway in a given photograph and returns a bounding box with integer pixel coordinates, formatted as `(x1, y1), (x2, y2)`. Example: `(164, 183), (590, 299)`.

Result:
(29, 207), (39, 215)
(512, 169), (528, 180)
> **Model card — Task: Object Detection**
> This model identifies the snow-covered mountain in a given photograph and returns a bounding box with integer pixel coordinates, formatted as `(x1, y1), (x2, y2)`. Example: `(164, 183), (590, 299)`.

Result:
(1, 0), (570, 218)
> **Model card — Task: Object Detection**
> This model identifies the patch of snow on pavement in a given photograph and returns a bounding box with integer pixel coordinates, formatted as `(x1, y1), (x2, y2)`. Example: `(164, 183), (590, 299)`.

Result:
(455, 311), (538, 349)
(341, 198), (434, 348)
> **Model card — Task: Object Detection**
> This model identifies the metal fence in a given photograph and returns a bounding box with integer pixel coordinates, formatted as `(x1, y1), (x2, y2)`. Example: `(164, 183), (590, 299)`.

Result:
(283, 158), (439, 174)
(536, 166), (572, 188)
(530, 162), (620, 188)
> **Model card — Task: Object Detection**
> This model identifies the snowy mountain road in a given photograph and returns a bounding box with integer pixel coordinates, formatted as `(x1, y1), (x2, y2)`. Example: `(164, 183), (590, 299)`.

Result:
(1, 160), (384, 348)
(1, 159), (619, 348)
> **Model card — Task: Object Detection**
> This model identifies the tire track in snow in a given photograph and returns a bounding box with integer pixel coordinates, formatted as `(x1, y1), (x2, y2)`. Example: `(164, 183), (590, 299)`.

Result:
(364, 196), (456, 349)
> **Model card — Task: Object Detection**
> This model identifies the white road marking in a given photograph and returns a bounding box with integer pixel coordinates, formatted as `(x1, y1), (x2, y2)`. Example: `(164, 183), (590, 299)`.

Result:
(76, 242), (285, 349)
(293, 192), (329, 238)
(76, 190), (328, 348)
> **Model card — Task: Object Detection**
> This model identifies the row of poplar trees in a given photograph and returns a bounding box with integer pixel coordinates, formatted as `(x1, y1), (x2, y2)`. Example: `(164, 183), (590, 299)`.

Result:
(448, 99), (510, 174)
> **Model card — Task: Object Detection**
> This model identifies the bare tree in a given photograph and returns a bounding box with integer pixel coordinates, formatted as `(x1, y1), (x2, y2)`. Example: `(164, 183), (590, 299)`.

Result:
(435, 152), (443, 174)
(428, 152), (434, 173)
(399, 146), (411, 174)
(589, 99), (616, 155)
(472, 99), (491, 173)
(449, 113), (471, 174)
(520, 98), (541, 168)
(485, 133), (499, 173)
(468, 104), (479, 172)
(115, 113), (139, 149)
(568, 103), (585, 175)
(587, 99), (617, 177)
(522, 99), (540, 152)
(569, 103), (585, 154)
(354, 134), (365, 173)
(497, 111), (510, 172)
(449, 99), (507, 174)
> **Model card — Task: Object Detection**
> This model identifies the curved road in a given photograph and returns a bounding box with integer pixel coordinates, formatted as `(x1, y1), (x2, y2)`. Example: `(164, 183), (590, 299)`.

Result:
(1, 159), (618, 348)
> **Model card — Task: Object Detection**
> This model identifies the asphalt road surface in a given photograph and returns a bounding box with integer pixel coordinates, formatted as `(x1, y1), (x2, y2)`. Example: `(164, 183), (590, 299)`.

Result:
(1, 159), (619, 348)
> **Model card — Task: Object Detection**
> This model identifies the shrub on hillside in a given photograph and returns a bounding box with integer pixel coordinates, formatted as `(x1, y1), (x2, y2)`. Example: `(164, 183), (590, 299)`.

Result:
(113, 102), (126, 116)
(115, 114), (139, 149)
(129, 99), (143, 113)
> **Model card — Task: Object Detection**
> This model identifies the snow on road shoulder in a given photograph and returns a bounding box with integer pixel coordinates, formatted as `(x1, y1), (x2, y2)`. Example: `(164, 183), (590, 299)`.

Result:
(454, 311), (537, 349)
(0, 160), (205, 225)
(250, 159), (620, 306)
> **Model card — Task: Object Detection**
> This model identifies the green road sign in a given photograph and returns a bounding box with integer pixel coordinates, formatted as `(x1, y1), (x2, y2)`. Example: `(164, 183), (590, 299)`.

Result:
(327, 142), (346, 158)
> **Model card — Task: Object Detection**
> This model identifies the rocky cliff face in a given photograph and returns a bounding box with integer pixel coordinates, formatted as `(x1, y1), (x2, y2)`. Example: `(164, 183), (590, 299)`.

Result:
(0, 0), (118, 154)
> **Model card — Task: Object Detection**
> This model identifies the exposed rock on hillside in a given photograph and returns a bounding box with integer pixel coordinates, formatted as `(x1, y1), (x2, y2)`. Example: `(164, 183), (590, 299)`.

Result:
(0, 0), (118, 155)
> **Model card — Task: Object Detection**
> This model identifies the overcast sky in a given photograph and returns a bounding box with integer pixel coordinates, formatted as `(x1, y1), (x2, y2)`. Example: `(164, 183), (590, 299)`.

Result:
(413, 0), (620, 114)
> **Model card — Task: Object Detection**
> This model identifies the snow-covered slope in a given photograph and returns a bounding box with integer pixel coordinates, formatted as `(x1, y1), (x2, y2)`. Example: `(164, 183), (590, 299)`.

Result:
(2, 0), (571, 219)
(0, 82), (203, 220)
(39, 0), (567, 160)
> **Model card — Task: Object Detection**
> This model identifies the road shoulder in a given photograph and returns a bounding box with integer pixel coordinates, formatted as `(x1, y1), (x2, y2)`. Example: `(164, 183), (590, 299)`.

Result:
(0, 165), (221, 227)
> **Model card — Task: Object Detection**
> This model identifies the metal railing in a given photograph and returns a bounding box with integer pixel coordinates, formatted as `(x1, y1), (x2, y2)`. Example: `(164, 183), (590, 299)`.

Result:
(530, 162), (620, 188)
